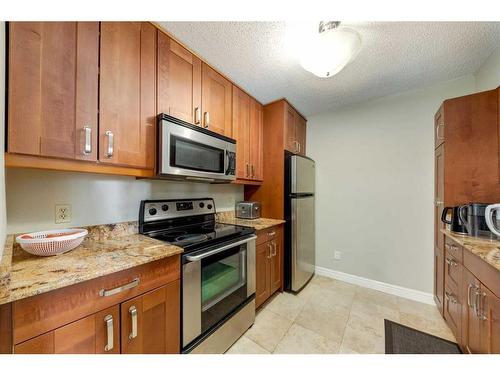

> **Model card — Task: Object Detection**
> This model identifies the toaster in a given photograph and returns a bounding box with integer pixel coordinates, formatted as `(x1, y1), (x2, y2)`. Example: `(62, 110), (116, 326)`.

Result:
(235, 201), (261, 220)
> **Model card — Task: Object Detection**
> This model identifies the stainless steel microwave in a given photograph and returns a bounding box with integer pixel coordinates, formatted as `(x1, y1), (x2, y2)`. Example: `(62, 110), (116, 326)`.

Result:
(158, 114), (236, 183)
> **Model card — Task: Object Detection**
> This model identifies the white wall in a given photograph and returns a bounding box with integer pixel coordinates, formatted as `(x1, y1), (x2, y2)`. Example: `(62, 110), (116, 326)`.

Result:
(6, 169), (243, 233)
(307, 75), (476, 294)
(0, 23), (6, 259)
(474, 46), (500, 92)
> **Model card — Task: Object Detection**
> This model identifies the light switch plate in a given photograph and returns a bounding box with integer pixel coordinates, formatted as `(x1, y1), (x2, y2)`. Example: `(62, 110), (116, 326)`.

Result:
(55, 204), (71, 224)
(334, 251), (342, 260)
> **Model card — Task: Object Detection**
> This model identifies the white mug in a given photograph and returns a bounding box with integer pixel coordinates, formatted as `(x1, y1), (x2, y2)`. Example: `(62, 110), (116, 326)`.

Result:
(485, 204), (500, 236)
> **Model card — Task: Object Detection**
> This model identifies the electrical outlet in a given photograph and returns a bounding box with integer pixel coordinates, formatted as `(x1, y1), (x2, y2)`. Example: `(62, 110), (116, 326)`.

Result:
(334, 251), (342, 260)
(55, 204), (71, 224)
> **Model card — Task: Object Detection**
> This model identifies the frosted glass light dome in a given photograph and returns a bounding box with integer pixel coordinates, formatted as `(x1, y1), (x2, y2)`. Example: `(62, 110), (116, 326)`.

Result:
(300, 24), (361, 78)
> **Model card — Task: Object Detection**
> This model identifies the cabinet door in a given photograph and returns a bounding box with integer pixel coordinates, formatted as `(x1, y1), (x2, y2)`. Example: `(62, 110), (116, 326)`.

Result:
(443, 284), (461, 342)
(121, 281), (180, 354)
(201, 63), (232, 137)
(434, 144), (445, 314)
(462, 267), (482, 353)
(8, 22), (99, 161)
(157, 32), (202, 124)
(99, 22), (156, 169)
(255, 242), (271, 309)
(232, 86), (251, 179)
(284, 104), (297, 153)
(435, 104), (445, 149)
(295, 114), (307, 156)
(480, 286), (500, 354)
(270, 227), (283, 294)
(249, 98), (264, 181)
(14, 305), (120, 354)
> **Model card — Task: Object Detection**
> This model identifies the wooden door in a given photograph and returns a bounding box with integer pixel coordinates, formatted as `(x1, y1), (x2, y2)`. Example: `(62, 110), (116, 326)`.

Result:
(157, 32), (202, 124)
(295, 114), (307, 156)
(8, 22), (99, 161)
(249, 98), (264, 181)
(201, 63), (232, 136)
(435, 104), (445, 149)
(121, 281), (180, 354)
(284, 104), (297, 153)
(99, 22), (156, 169)
(14, 305), (120, 354)
(270, 228), (283, 294)
(255, 242), (271, 308)
(462, 267), (481, 353)
(480, 285), (500, 354)
(232, 86), (251, 179)
(434, 144), (445, 314)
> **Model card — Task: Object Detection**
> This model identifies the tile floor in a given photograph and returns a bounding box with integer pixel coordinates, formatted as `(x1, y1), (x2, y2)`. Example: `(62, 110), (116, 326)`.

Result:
(226, 275), (455, 354)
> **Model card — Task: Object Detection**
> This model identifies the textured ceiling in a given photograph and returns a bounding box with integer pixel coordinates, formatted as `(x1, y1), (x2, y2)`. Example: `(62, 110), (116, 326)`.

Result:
(158, 22), (500, 116)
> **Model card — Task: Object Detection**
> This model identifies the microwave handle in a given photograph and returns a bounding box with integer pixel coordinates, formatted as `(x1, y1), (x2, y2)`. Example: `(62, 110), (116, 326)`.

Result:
(185, 235), (257, 262)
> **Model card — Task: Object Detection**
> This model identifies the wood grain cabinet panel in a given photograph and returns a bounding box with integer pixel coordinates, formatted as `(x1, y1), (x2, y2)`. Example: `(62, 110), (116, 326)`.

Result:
(284, 104), (297, 153)
(249, 98), (264, 181)
(99, 22), (156, 169)
(434, 144), (445, 315)
(255, 241), (271, 308)
(8, 22), (99, 161)
(270, 226), (283, 295)
(480, 286), (500, 354)
(201, 63), (232, 136)
(157, 32), (202, 124)
(462, 267), (482, 354)
(295, 114), (307, 156)
(232, 86), (251, 179)
(435, 104), (445, 149)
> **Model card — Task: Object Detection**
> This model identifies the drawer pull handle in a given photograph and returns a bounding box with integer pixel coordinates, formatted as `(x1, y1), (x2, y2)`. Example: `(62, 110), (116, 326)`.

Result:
(105, 130), (114, 158)
(267, 243), (272, 259)
(83, 126), (92, 155)
(99, 278), (140, 297)
(271, 242), (277, 257)
(194, 107), (201, 125)
(129, 306), (138, 339)
(445, 291), (457, 304)
(445, 258), (458, 267)
(268, 231), (276, 236)
(104, 314), (114, 351)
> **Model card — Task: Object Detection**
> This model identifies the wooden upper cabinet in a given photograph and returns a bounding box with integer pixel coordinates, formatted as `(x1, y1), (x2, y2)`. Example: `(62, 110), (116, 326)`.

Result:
(121, 281), (180, 354)
(295, 114), (307, 156)
(157, 32), (202, 125)
(201, 63), (232, 136)
(435, 104), (444, 149)
(249, 98), (264, 181)
(8, 22), (99, 161)
(284, 104), (297, 153)
(99, 22), (156, 169)
(232, 86), (251, 179)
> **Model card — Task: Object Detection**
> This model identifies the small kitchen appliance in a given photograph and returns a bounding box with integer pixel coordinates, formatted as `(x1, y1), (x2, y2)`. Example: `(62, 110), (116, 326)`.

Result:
(458, 203), (496, 239)
(139, 198), (256, 353)
(441, 206), (468, 234)
(235, 201), (261, 220)
(485, 204), (500, 237)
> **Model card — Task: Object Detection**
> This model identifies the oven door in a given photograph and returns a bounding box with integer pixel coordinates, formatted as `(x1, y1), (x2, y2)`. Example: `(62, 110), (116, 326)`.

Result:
(159, 116), (236, 182)
(182, 235), (256, 348)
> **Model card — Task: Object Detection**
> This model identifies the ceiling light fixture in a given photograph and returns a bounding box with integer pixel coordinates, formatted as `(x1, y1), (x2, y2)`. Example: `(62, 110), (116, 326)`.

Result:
(299, 21), (361, 78)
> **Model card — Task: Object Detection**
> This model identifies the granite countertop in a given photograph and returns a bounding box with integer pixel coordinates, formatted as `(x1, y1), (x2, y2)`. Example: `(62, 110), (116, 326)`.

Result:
(0, 222), (182, 305)
(442, 229), (500, 272)
(216, 211), (285, 231)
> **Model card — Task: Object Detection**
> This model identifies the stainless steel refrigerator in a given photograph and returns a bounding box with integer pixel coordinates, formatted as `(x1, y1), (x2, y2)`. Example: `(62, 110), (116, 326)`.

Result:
(284, 152), (315, 292)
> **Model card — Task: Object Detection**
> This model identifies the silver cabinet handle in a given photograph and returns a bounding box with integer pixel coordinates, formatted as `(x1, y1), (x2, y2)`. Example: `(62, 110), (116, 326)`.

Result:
(105, 130), (114, 157)
(194, 107), (201, 125)
(445, 258), (458, 267)
(436, 123), (444, 141)
(267, 243), (272, 259)
(435, 200), (444, 206)
(268, 231), (276, 237)
(480, 292), (488, 321)
(99, 278), (140, 297)
(129, 306), (138, 339)
(83, 126), (92, 154)
(186, 235), (257, 262)
(467, 283), (473, 308)
(104, 315), (114, 351)
(298, 142), (301, 153)
(271, 242), (277, 257)
(204, 112), (210, 129)
(474, 289), (481, 317)
(445, 291), (457, 304)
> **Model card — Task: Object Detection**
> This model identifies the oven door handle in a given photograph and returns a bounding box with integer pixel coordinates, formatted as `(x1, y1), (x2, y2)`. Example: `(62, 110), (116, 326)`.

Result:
(185, 235), (257, 262)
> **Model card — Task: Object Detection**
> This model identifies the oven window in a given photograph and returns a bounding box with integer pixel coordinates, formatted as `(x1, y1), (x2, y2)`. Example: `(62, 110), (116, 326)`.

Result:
(171, 136), (224, 173)
(200, 245), (247, 333)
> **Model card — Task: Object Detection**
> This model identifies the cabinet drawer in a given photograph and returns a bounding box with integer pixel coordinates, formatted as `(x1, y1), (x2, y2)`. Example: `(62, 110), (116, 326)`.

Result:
(445, 248), (462, 291)
(445, 237), (463, 263)
(13, 256), (180, 344)
(256, 226), (279, 246)
(443, 284), (461, 341)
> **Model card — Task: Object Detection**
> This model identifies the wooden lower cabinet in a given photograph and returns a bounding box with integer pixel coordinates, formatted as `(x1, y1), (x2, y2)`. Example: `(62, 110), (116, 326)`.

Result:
(255, 225), (283, 309)
(480, 286), (500, 353)
(434, 247), (444, 314)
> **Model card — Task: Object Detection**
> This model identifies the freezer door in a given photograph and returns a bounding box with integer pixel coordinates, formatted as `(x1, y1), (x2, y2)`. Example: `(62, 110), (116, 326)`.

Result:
(291, 155), (315, 194)
(291, 195), (315, 291)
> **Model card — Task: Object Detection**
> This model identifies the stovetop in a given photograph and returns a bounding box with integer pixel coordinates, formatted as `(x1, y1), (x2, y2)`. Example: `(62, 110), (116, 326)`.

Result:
(139, 198), (255, 252)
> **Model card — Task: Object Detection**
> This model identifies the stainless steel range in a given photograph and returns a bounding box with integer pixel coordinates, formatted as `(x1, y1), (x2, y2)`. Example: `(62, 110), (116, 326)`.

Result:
(139, 198), (256, 353)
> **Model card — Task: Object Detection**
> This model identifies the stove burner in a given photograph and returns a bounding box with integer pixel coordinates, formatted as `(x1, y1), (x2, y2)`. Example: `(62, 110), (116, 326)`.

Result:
(175, 234), (209, 243)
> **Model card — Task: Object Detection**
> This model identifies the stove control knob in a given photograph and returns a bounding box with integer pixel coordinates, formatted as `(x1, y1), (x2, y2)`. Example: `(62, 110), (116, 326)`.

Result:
(199, 202), (205, 208)
(148, 208), (157, 216)
(162, 204), (169, 211)
(207, 204), (213, 210)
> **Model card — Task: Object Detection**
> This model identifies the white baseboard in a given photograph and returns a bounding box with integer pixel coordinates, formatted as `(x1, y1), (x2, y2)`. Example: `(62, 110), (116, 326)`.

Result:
(315, 266), (435, 305)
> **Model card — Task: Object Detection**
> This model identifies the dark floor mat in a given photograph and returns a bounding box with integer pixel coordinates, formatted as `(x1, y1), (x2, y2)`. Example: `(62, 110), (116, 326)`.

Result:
(384, 319), (462, 354)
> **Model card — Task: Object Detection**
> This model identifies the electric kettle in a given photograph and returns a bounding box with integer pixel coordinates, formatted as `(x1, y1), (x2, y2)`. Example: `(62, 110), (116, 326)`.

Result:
(485, 204), (500, 237)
